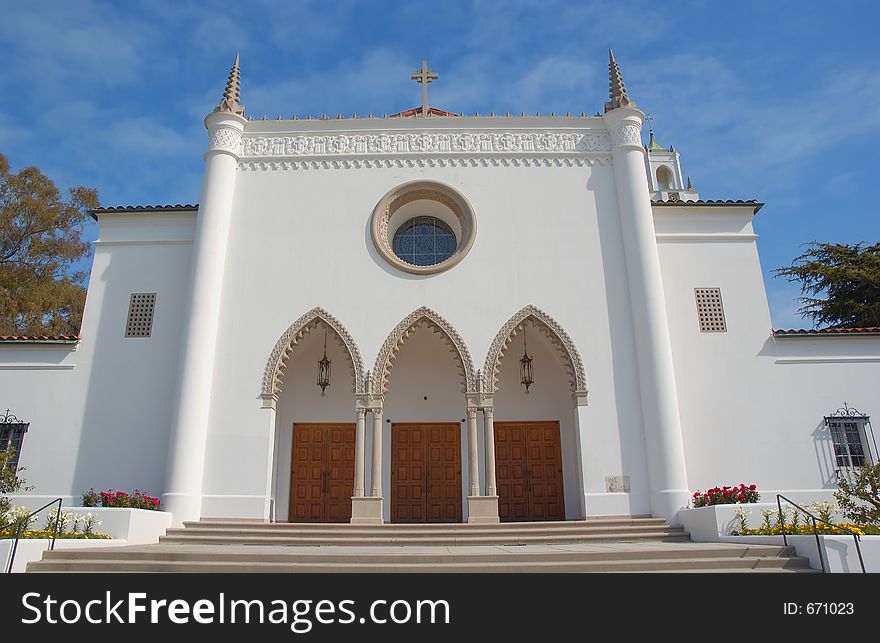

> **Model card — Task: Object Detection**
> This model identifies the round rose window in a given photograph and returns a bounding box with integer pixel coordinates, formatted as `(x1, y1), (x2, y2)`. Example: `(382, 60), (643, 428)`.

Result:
(391, 216), (457, 266)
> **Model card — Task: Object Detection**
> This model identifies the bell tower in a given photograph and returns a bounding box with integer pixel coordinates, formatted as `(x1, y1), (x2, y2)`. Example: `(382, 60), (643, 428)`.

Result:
(643, 116), (699, 202)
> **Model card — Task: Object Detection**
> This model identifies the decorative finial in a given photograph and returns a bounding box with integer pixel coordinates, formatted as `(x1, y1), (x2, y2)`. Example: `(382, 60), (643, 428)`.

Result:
(410, 60), (439, 116)
(687, 176), (694, 191)
(214, 53), (245, 116)
(605, 49), (633, 112)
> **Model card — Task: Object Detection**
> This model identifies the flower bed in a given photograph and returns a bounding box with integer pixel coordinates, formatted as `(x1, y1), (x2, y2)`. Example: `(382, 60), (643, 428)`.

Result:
(1, 507), (110, 539)
(82, 488), (160, 510)
(691, 483), (759, 507)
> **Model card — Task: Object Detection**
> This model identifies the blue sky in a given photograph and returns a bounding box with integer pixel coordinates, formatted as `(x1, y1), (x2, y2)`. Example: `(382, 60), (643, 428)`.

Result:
(1, 0), (878, 329)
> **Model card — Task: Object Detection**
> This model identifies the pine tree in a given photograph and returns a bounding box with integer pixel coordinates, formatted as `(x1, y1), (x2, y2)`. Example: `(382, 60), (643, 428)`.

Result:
(0, 153), (99, 335)
(775, 241), (880, 328)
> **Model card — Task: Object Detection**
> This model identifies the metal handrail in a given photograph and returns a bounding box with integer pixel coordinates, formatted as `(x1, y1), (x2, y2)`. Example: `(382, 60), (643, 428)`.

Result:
(1, 498), (63, 573)
(776, 494), (866, 574)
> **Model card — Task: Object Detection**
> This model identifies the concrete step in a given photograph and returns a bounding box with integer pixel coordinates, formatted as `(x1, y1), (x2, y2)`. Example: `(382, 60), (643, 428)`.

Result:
(161, 519), (688, 546)
(159, 531), (690, 546)
(169, 522), (679, 536)
(28, 555), (815, 573)
(34, 543), (798, 565)
(182, 517), (670, 530)
(25, 516), (817, 573)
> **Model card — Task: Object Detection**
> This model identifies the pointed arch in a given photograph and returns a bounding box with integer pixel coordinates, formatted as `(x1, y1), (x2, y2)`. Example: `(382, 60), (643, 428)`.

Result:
(373, 306), (477, 396)
(261, 307), (365, 397)
(483, 305), (587, 396)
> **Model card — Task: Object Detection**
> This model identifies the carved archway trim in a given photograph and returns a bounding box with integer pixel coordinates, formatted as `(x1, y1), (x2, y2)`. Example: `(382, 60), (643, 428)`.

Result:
(483, 305), (587, 396)
(262, 307), (365, 397)
(373, 306), (477, 395)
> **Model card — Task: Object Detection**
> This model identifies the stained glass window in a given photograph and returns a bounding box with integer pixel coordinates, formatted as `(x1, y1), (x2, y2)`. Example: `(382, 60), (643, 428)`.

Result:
(392, 217), (456, 266)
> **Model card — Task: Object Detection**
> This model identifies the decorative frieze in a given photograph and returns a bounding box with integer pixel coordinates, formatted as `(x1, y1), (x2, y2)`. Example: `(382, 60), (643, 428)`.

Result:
(239, 156), (612, 171)
(240, 130), (610, 160)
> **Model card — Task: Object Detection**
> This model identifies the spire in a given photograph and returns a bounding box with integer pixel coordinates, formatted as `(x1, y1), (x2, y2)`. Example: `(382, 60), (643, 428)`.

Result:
(605, 49), (634, 112)
(214, 53), (245, 116)
(646, 129), (666, 152)
(686, 176), (694, 191)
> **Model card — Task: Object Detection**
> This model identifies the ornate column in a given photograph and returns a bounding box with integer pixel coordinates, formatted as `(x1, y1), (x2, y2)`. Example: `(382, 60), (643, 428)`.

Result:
(161, 57), (247, 526)
(353, 408), (366, 497)
(603, 51), (689, 522)
(467, 387), (499, 523)
(483, 406), (497, 497)
(466, 406), (480, 496)
(351, 374), (383, 524)
(370, 407), (383, 497)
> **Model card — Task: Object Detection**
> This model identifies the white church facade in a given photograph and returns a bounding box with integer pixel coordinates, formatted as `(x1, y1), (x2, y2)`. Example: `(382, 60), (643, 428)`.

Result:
(2, 53), (878, 528)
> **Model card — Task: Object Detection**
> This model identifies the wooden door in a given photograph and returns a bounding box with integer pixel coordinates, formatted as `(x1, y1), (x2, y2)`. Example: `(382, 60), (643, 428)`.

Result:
(494, 421), (565, 522)
(289, 423), (355, 523)
(391, 423), (462, 523)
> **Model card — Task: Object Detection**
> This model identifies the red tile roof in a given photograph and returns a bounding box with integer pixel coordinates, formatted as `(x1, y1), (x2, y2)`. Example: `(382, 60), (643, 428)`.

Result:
(388, 106), (461, 118)
(652, 199), (764, 213)
(0, 335), (80, 343)
(774, 327), (880, 337)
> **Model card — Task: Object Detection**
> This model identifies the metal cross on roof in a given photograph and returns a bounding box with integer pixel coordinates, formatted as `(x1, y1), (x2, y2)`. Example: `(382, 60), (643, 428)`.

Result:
(410, 60), (439, 116)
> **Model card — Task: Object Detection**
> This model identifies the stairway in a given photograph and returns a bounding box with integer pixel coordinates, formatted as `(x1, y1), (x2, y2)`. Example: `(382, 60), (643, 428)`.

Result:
(27, 516), (817, 572)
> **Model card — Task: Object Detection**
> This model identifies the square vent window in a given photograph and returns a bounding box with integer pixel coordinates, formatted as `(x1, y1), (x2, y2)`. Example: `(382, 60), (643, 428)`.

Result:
(125, 293), (157, 337)
(695, 288), (727, 333)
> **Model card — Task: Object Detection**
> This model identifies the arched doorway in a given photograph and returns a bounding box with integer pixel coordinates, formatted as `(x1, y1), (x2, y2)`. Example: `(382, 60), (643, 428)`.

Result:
(484, 305), (588, 521)
(373, 307), (476, 523)
(262, 308), (364, 522)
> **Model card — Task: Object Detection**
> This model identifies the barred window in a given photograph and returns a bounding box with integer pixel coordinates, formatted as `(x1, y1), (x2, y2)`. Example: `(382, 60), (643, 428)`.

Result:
(695, 288), (727, 333)
(827, 418), (871, 469)
(126, 293), (157, 337)
(0, 418), (29, 470)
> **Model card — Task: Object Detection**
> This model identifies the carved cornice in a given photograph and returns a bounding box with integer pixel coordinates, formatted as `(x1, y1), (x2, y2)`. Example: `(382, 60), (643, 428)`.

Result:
(239, 157), (611, 171)
(483, 304), (588, 397)
(373, 306), (477, 396)
(240, 130), (610, 159)
(262, 307), (365, 397)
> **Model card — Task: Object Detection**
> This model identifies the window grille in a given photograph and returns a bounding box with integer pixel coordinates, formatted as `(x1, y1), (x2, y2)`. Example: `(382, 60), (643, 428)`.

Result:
(125, 293), (157, 337)
(825, 404), (876, 478)
(695, 288), (727, 332)
(0, 409), (29, 470)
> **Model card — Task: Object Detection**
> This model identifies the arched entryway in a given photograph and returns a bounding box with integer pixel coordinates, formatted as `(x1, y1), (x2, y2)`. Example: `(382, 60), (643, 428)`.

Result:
(262, 307), (364, 523)
(373, 307), (476, 523)
(484, 305), (588, 521)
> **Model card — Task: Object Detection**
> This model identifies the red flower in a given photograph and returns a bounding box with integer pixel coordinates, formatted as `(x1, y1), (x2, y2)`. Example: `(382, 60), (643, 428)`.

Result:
(749, 485), (756, 490)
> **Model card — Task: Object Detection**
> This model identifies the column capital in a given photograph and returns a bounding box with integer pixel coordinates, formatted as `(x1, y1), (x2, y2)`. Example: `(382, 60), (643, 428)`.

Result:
(482, 405), (494, 419)
(204, 111), (247, 160)
(603, 106), (645, 151)
(355, 407), (367, 418)
(466, 406), (479, 418)
(260, 393), (278, 410)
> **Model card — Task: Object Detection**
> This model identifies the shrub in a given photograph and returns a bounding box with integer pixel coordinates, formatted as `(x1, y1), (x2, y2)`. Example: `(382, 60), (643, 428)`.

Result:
(98, 489), (160, 510)
(834, 463), (880, 526)
(81, 488), (100, 507)
(692, 484), (760, 508)
(0, 446), (32, 519)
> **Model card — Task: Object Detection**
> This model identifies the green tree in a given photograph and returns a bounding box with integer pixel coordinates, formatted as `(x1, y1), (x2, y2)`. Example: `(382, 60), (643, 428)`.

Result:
(834, 463), (880, 526)
(0, 446), (29, 521)
(0, 153), (99, 335)
(775, 241), (880, 328)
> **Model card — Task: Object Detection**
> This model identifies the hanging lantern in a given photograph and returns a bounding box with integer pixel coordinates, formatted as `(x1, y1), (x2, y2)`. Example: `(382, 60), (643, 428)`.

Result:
(317, 330), (331, 396)
(520, 329), (533, 394)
